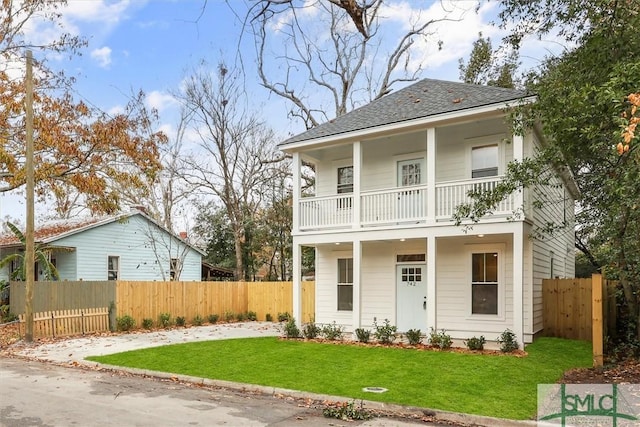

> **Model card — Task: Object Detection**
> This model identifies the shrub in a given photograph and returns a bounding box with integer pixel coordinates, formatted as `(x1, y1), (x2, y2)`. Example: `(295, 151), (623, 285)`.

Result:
(323, 401), (372, 421)
(283, 318), (301, 338)
(224, 311), (235, 322)
(497, 329), (519, 353)
(321, 322), (344, 340)
(142, 318), (154, 330)
(265, 313), (273, 322)
(236, 312), (247, 322)
(464, 335), (486, 351)
(116, 315), (135, 332)
(176, 316), (186, 327)
(193, 314), (204, 326)
(158, 312), (172, 328)
(373, 319), (397, 344)
(246, 311), (257, 321)
(208, 314), (219, 324)
(355, 328), (371, 343)
(302, 322), (321, 339)
(405, 329), (422, 346)
(277, 312), (291, 322)
(428, 328), (452, 349)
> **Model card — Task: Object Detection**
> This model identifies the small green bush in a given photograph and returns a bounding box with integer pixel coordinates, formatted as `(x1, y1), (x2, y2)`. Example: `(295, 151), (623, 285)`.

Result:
(302, 322), (321, 339)
(116, 315), (135, 332)
(176, 316), (186, 327)
(373, 319), (397, 344)
(193, 314), (204, 326)
(142, 318), (154, 330)
(497, 329), (519, 353)
(236, 312), (247, 322)
(224, 311), (235, 322)
(321, 322), (344, 340)
(277, 312), (291, 322)
(283, 318), (300, 338)
(323, 401), (372, 421)
(265, 313), (273, 322)
(465, 335), (486, 351)
(428, 327), (452, 349)
(355, 328), (371, 343)
(405, 329), (422, 346)
(208, 314), (219, 324)
(158, 312), (172, 328)
(246, 311), (257, 321)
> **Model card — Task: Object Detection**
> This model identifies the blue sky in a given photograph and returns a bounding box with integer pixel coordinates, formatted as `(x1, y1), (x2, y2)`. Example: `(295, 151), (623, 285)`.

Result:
(1, 0), (559, 222)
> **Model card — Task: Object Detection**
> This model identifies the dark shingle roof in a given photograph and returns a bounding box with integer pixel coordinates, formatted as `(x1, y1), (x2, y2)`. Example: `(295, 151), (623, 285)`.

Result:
(279, 79), (529, 146)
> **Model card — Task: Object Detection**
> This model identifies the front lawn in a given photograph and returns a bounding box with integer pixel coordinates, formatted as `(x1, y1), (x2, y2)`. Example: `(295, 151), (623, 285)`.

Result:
(87, 337), (591, 420)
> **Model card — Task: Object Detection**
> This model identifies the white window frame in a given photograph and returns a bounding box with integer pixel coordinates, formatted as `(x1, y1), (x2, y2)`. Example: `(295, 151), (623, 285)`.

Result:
(337, 258), (353, 311)
(107, 255), (120, 281)
(466, 243), (505, 320)
(465, 134), (505, 179)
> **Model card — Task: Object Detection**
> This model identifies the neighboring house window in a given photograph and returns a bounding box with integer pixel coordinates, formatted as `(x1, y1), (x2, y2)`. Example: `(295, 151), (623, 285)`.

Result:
(337, 166), (353, 209)
(170, 258), (180, 281)
(108, 256), (119, 280)
(471, 145), (499, 178)
(471, 252), (498, 315)
(337, 258), (353, 311)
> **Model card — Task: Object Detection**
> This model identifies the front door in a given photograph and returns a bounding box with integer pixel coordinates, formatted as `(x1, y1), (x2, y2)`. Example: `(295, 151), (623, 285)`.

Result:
(396, 264), (427, 331)
(397, 159), (424, 221)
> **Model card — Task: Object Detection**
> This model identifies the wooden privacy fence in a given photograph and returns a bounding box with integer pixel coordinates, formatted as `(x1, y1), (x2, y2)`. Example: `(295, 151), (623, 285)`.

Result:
(18, 307), (110, 338)
(10, 281), (115, 315)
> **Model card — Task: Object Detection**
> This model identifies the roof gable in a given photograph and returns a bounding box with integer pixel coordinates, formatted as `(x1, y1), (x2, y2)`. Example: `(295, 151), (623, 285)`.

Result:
(279, 79), (529, 146)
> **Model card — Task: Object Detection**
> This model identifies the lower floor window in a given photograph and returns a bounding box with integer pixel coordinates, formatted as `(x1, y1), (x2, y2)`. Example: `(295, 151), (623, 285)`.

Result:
(337, 258), (353, 311)
(471, 252), (498, 315)
(108, 256), (119, 281)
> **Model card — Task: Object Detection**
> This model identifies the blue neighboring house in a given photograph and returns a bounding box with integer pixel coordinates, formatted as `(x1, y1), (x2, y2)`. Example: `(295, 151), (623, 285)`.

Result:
(0, 208), (205, 282)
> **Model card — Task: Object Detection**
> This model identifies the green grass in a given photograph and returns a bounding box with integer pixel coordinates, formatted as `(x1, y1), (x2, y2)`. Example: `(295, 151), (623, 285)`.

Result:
(86, 337), (591, 420)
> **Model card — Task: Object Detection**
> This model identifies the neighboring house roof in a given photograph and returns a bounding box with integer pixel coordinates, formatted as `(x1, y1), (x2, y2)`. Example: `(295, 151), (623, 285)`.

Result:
(0, 209), (207, 256)
(279, 78), (531, 146)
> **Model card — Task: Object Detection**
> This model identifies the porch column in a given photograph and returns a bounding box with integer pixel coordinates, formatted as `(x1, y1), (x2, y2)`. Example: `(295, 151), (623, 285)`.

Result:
(352, 239), (362, 330)
(426, 128), (436, 225)
(292, 152), (301, 234)
(513, 226), (524, 347)
(426, 236), (436, 330)
(292, 241), (302, 326)
(352, 141), (361, 230)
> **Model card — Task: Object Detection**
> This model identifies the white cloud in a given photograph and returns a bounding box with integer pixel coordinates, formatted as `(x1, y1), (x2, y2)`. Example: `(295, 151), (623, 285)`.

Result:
(91, 47), (112, 68)
(107, 105), (125, 116)
(145, 91), (178, 114)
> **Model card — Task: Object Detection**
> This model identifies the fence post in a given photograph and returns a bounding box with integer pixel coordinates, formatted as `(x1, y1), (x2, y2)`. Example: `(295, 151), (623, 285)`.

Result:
(592, 273), (604, 367)
(51, 312), (56, 338)
(108, 301), (116, 332)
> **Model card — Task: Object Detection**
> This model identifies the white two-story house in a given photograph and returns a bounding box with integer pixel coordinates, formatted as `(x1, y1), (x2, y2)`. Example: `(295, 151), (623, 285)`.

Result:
(280, 79), (577, 345)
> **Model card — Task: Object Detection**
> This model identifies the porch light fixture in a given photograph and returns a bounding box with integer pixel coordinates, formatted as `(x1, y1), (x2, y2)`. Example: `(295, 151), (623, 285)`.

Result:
(400, 238), (406, 242)
(335, 242), (341, 245)
(478, 234), (484, 238)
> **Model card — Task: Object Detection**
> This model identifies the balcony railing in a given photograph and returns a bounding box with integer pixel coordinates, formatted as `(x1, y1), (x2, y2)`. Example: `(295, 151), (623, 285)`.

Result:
(298, 177), (517, 231)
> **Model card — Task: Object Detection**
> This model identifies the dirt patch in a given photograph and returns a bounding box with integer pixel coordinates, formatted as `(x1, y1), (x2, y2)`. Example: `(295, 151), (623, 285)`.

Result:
(0, 322), (21, 349)
(560, 359), (640, 384)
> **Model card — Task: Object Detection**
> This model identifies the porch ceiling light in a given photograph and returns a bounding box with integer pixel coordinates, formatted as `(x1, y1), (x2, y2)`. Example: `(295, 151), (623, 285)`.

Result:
(400, 238), (406, 242)
(335, 242), (341, 245)
(478, 234), (484, 238)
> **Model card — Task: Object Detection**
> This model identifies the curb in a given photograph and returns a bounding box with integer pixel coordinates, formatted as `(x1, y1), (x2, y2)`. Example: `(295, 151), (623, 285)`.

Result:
(90, 362), (537, 427)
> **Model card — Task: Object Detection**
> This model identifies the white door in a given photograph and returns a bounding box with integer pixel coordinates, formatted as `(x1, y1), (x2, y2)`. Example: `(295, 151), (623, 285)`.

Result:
(396, 264), (427, 331)
(396, 159), (424, 221)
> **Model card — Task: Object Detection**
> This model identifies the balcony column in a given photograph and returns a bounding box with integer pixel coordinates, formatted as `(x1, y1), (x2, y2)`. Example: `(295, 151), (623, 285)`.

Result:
(513, 224), (524, 348)
(426, 128), (436, 225)
(512, 133), (524, 213)
(292, 241), (302, 326)
(352, 239), (362, 330)
(292, 152), (301, 234)
(352, 141), (361, 229)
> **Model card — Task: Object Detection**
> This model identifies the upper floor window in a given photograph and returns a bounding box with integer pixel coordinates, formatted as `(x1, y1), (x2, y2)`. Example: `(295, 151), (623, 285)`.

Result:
(170, 258), (180, 281)
(471, 145), (498, 178)
(108, 256), (119, 280)
(337, 166), (353, 194)
(337, 258), (353, 311)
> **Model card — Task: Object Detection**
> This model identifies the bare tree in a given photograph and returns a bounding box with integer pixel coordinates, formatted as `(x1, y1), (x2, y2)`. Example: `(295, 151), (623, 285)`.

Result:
(176, 61), (286, 280)
(248, 0), (459, 129)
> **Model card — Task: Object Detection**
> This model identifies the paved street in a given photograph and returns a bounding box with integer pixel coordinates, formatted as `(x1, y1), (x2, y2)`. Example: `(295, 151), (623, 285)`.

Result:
(0, 357), (435, 427)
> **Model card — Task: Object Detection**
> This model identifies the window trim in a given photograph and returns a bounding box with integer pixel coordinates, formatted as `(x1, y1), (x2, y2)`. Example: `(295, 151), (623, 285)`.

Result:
(107, 255), (120, 281)
(466, 244), (505, 320)
(466, 134), (505, 179)
(337, 257), (353, 311)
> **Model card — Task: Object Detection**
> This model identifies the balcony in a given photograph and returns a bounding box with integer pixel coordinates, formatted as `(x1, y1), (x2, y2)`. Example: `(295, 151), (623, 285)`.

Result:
(297, 177), (518, 231)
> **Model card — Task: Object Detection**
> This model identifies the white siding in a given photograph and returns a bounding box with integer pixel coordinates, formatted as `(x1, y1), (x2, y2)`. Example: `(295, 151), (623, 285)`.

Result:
(315, 247), (353, 326)
(360, 242), (395, 327)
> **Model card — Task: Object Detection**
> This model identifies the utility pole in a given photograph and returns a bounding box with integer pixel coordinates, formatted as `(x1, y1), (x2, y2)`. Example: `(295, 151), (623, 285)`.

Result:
(25, 50), (35, 342)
